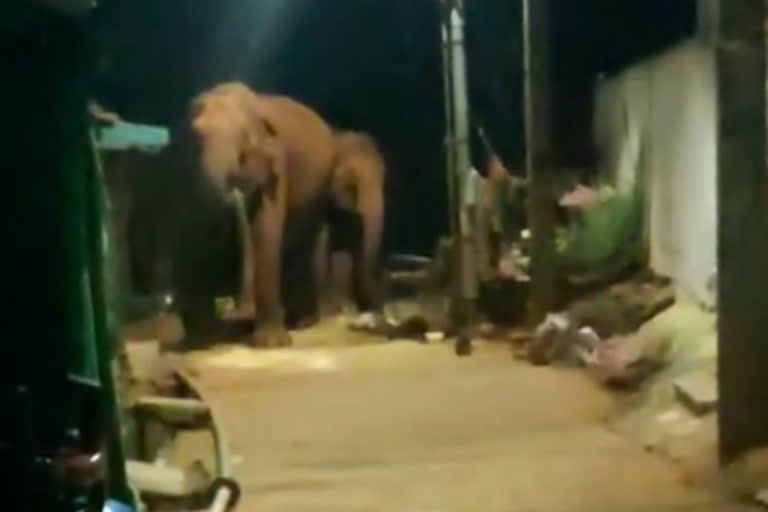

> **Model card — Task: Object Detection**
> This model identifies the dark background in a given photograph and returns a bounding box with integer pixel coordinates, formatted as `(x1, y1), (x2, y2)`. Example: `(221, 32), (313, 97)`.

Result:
(91, 0), (696, 256)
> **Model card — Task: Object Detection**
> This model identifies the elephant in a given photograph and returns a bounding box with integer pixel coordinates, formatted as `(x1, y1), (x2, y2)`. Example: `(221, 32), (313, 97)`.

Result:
(190, 82), (337, 347)
(313, 130), (386, 317)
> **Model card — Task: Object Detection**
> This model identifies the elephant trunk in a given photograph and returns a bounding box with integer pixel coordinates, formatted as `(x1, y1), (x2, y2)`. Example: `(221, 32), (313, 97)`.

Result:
(356, 182), (384, 312)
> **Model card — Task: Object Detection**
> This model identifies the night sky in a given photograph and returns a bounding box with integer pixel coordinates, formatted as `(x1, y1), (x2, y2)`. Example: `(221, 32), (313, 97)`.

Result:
(92, 0), (695, 255)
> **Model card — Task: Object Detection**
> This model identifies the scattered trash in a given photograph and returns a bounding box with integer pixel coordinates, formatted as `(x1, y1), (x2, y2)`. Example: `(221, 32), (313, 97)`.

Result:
(566, 278), (675, 340)
(348, 312), (381, 330)
(346, 308), (443, 344)
(387, 316), (431, 342)
(571, 344), (596, 366)
(425, 331), (445, 343)
(571, 326), (602, 365)
(577, 326), (601, 345)
(673, 371), (718, 416)
(526, 272), (676, 390)
(498, 245), (530, 280)
(527, 313), (572, 365)
(585, 332), (667, 389)
(527, 314), (667, 389)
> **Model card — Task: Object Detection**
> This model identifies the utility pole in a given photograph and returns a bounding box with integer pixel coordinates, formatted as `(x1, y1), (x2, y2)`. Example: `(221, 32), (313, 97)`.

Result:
(714, 0), (768, 465)
(522, 0), (556, 323)
(440, 0), (478, 329)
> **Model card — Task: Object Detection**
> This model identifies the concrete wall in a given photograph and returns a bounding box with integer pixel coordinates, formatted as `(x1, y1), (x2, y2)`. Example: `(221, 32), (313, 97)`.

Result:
(593, 38), (717, 307)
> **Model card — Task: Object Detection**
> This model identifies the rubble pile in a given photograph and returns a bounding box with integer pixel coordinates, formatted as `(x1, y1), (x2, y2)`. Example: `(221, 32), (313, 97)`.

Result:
(526, 272), (676, 389)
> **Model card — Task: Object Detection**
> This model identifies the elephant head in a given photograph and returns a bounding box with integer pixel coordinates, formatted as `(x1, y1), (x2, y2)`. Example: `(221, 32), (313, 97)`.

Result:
(331, 131), (386, 311)
(190, 82), (278, 197)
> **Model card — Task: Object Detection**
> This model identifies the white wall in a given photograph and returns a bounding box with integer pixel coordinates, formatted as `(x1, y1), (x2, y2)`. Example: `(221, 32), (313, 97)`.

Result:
(593, 39), (717, 307)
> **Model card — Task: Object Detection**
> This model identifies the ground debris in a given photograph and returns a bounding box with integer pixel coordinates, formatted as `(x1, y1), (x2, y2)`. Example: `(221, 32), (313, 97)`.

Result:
(566, 275), (676, 339)
(526, 272), (675, 389)
(126, 459), (211, 497)
(585, 331), (668, 388)
(673, 371), (718, 416)
(124, 339), (183, 398)
(346, 308), (447, 344)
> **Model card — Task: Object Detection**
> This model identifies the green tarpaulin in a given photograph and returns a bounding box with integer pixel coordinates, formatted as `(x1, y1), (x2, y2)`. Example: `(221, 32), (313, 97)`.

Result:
(558, 186), (645, 276)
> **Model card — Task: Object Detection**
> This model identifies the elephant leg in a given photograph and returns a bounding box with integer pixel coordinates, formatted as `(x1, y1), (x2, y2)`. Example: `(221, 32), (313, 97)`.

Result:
(282, 206), (333, 329)
(352, 249), (379, 313)
(313, 223), (329, 300)
(327, 208), (360, 306)
(326, 206), (381, 313)
(314, 223), (342, 318)
(332, 252), (354, 303)
(283, 241), (319, 329)
(250, 177), (292, 348)
(231, 189), (255, 314)
(353, 187), (384, 313)
(176, 295), (217, 348)
(172, 214), (222, 347)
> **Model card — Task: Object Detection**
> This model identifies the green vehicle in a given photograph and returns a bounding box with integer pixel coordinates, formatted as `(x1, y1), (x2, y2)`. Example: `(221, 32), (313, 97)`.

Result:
(5, 4), (242, 510)
(5, 2), (139, 510)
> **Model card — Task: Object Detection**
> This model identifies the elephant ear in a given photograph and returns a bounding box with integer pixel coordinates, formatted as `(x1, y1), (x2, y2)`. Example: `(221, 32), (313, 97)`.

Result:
(241, 106), (277, 148)
(333, 165), (359, 211)
(236, 118), (281, 199)
(260, 117), (278, 138)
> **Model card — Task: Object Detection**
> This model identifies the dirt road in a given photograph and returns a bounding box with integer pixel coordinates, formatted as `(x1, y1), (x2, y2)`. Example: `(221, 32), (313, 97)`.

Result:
(184, 339), (739, 512)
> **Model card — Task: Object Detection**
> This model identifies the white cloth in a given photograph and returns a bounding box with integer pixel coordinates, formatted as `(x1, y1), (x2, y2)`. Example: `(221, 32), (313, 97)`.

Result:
(593, 39), (717, 308)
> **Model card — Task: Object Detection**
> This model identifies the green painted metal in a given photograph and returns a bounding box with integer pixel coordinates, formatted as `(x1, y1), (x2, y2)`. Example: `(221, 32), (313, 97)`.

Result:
(558, 187), (645, 277)
(4, 3), (136, 509)
(85, 127), (135, 505)
(48, 56), (135, 505)
(94, 120), (170, 153)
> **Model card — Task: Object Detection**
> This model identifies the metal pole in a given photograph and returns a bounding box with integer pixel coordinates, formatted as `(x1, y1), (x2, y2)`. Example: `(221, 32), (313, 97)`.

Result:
(714, 0), (768, 465)
(449, 2), (479, 306)
(441, 1), (458, 244)
(87, 128), (136, 507)
(440, 0), (477, 327)
(522, 0), (556, 324)
(208, 487), (233, 512)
